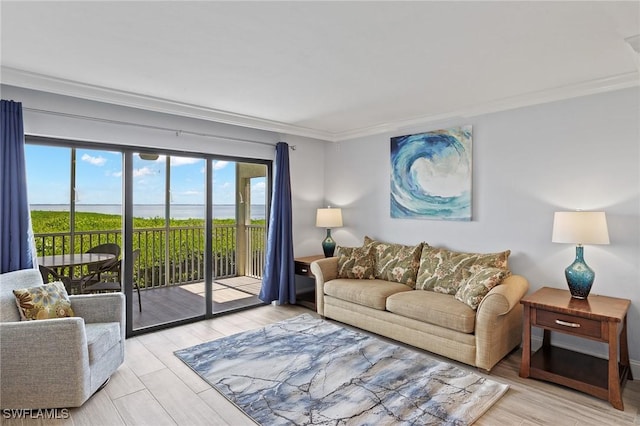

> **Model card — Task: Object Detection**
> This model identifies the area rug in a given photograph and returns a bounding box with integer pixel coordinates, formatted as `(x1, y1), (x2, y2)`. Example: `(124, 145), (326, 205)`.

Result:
(174, 314), (508, 425)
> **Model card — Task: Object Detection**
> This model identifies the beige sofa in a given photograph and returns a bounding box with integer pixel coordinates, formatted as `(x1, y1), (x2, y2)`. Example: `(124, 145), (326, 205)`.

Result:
(311, 244), (529, 372)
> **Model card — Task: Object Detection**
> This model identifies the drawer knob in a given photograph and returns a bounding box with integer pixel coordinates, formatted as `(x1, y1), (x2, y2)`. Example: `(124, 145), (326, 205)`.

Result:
(555, 319), (581, 328)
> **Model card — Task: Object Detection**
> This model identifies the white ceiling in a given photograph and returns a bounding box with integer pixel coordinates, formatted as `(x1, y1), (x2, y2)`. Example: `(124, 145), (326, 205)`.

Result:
(1, 1), (639, 142)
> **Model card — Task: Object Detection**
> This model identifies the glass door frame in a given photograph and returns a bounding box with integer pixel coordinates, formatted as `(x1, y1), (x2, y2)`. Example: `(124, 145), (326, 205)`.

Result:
(123, 150), (272, 337)
(26, 136), (272, 338)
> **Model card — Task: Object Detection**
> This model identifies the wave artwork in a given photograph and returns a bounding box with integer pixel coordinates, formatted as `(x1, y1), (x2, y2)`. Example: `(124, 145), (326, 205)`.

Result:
(390, 125), (472, 220)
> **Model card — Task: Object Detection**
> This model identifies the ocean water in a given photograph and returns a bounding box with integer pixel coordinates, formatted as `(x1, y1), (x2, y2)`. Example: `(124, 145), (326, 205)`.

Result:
(30, 204), (266, 220)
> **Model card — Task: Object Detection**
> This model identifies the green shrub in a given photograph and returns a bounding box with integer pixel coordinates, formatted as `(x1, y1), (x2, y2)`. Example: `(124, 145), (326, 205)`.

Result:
(32, 211), (266, 285)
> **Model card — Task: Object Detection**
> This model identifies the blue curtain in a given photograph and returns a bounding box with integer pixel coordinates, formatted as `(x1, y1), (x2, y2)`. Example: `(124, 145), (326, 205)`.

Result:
(259, 142), (295, 304)
(1, 100), (36, 273)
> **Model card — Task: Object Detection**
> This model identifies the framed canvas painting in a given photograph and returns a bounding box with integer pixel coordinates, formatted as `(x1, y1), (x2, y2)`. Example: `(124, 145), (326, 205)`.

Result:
(390, 125), (472, 221)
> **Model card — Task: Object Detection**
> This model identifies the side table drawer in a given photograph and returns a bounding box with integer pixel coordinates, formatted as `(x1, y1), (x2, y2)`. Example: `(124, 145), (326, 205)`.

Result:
(295, 262), (313, 277)
(535, 310), (601, 339)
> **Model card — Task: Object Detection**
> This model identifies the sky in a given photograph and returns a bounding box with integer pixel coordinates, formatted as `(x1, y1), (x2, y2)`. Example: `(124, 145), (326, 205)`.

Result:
(25, 145), (266, 206)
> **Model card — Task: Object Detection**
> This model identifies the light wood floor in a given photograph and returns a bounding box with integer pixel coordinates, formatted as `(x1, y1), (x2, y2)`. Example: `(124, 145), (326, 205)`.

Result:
(2, 304), (638, 425)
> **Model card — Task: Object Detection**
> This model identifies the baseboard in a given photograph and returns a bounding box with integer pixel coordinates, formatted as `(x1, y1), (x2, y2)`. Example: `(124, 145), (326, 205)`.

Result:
(530, 335), (640, 379)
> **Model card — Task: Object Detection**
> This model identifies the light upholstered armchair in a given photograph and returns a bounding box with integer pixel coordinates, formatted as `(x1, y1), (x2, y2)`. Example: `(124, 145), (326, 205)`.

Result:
(0, 268), (125, 409)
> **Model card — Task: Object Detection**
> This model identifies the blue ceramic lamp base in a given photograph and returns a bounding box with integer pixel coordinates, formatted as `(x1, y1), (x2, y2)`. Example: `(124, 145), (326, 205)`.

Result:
(321, 229), (336, 258)
(565, 245), (595, 299)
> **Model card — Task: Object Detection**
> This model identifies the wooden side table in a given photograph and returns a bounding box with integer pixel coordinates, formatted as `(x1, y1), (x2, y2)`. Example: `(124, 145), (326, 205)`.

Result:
(294, 255), (325, 310)
(519, 287), (632, 410)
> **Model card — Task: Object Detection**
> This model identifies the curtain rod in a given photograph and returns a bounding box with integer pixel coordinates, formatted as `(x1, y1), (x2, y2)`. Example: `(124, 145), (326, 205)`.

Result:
(22, 107), (296, 149)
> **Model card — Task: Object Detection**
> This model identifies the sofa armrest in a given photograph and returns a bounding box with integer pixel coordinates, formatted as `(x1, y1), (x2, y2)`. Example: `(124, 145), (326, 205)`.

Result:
(70, 293), (125, 326)
(477, 274), (529, 316)
(310, 257), (338, 316)
(475, 274), (529, 371)
(0, 319), (91, 406)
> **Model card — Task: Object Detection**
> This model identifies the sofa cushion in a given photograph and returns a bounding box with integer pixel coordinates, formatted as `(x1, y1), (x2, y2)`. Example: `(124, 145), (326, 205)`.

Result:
(12, 281), (75, 321)
(85, 322), (121, 364)
(324, 279), (412, 310)
(455, 268), (510, 310)
(336, 245), (375, 279)
(415, 246), (510, 294)
(386, 290), (476, 333)
(364, 236), (423, 286)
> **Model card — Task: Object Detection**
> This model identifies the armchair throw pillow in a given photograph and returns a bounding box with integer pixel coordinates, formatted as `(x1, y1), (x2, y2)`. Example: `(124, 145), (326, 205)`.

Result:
(13, 281), (75, 321)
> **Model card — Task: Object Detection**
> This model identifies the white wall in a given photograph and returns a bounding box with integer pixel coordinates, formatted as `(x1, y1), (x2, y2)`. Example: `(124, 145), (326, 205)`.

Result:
(1, 84), (329, 255)
(324, 87), (640, 374)
(286, 135), (327, 256)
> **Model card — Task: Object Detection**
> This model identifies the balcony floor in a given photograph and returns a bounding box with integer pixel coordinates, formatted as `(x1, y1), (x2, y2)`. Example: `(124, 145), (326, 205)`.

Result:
(131, 276), (264, 330)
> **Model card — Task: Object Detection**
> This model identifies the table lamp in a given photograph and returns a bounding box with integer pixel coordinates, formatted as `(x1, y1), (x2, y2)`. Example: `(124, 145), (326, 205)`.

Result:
(316, 207), (343, 257)
(552, 211), (610, 299)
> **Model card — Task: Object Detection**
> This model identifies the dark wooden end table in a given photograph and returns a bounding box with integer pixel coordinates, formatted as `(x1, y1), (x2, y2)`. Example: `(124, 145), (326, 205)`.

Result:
(519, 287), (632, 410)
(294, 255), (325, 310)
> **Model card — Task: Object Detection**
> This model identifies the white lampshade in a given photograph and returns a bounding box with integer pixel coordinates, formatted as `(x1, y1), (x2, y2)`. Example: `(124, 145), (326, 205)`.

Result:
(316, 208), (343, 228)
(552, 211), (610, 245)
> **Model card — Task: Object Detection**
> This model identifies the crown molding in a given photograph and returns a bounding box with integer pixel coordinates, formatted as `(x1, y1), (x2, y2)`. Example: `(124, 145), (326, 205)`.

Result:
(2, 66), (638, 143)
(0, 66), (335, 142)
(333, 71), (640, 141)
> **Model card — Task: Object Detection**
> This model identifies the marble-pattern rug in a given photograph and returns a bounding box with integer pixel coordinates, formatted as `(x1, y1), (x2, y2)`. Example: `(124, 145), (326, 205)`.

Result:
(175, 314), (508, 425)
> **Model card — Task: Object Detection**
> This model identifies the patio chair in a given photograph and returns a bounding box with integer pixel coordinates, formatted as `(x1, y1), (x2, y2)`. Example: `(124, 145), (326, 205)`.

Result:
(38, 264), (76, 293)
(71, 243), (121, 290)
(86, 243), (121, 279)
(81, 249), (142, 312)
(0, 268), (125, 409)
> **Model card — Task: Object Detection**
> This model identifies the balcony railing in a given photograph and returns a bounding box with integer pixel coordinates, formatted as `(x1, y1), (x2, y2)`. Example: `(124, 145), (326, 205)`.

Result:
(34, 224), (266, 289)
(246, 224), (266, 278)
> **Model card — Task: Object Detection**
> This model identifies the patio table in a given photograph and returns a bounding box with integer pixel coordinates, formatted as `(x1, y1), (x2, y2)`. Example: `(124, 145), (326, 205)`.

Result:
(38, 253), (116, 269)
(38, 253), (116, 294)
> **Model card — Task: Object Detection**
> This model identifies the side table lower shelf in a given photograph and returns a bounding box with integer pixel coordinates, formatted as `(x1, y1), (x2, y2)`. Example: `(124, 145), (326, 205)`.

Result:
(296, 294), (316, 311)
(529, 345), (630, 402)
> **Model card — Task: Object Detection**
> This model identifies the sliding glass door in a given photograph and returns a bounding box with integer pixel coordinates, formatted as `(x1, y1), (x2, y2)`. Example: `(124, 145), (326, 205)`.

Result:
(26, 144), (122, 288)
(26, 138), (271, 336)
(131, 153), (206, 330)
(209, 161), (267, 313)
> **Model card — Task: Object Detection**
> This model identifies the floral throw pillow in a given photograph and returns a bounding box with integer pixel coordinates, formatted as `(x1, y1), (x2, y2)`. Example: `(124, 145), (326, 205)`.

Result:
(416, 246), (510, 294)
(383, 244), (423, 287)
(455, 268), (510, 309)
(363, 236), (386, 278)
(336, 245), (375, 280)
(13, 281), (75, 321)
(364, 236), (424, 284)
